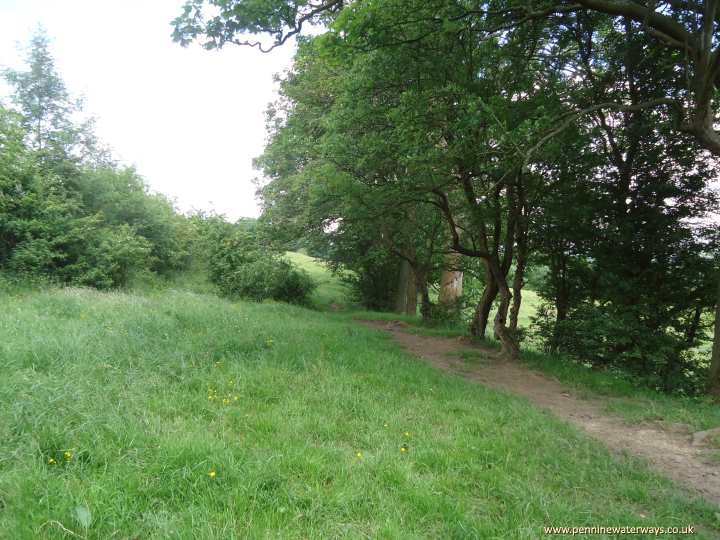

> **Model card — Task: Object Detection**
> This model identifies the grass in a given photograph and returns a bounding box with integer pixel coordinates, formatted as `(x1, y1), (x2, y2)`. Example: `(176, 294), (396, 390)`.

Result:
(521, 349), (720, 431)
(1, 285), (719, 539)
(1, 259), (719, 537)
(284, 251), (352, 310)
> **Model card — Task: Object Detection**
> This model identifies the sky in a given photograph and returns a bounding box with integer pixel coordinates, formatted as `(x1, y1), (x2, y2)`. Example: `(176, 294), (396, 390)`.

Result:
(0, 0), (296, 220)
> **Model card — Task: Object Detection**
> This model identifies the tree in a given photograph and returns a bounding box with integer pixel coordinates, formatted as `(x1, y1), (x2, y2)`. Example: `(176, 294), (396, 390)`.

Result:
(173, 0), (719, 152)
(175, 0), (719, 386)
(4, 30), (85, 163)
(479, 0), (720, 389)
(256, 36), (451, 317)
(172, 0), (345, 51)
(0, 105), (35, 266)
(710, 279), (720, 395)
(1, 31), (192, 289)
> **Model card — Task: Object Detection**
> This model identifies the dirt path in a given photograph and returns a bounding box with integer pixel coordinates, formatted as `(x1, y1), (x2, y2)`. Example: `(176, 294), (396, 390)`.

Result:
(361, 320), (720, 506)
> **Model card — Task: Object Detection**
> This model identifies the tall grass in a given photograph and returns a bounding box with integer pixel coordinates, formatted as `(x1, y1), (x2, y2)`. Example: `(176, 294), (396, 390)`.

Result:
(0, 284), (717, 538)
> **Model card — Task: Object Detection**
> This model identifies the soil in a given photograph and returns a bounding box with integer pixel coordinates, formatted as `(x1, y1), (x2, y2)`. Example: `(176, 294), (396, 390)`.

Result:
(361, 320), (720, 506)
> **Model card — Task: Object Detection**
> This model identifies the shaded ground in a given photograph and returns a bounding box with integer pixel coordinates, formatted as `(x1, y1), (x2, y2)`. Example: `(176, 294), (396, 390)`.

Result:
(361, 320), (720, 506)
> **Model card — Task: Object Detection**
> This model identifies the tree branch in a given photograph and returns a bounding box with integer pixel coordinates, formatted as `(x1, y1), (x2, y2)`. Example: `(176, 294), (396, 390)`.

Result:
(523, 98), (683, 168)
(572, 0), (698, 50)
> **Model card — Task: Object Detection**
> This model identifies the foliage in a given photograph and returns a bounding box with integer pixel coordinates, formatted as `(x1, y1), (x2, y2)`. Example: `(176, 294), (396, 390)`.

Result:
(0, 31), (192, 289)
(73, 166), (191, 274)
(533, 302), (705, 394)
(172, 0), (343, 51)
(175, 0), (720, 393)
(207, 227), (316, 304)
(332, 244), (401, 311)
(525, 21), (719, 390)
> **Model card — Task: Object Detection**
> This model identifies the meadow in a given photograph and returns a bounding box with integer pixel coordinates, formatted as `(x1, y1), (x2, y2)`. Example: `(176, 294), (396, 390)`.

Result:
(1, 262), (719, 538)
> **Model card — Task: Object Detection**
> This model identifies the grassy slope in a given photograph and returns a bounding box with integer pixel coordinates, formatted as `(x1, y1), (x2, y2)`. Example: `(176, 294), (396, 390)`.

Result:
(1, 262), (718, 537)
(187, 255), (717, 439)
(167, 258), (719, 432)
(285, 251), (352, 310)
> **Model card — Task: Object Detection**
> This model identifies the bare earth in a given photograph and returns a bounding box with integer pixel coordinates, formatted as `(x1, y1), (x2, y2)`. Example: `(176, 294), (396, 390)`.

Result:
(361, 320), (720, 506)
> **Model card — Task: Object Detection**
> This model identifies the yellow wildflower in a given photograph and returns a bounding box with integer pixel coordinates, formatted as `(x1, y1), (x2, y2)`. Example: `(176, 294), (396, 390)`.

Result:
(64, 451), (73, 461)
(208, 470), (216, 478)
(48, 458), (56, 464)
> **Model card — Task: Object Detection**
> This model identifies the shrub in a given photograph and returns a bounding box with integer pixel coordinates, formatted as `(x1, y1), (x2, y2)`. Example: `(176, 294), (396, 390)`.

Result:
(0, 40), (192, 288)
(60, 224), (152, 289)
(332, 247), (399, 311)
(218, 256), (316, 304)
(532, 301), (705, 394)
(74, 167), (192, 275)
(6, 200), (152, 289)
(208, 229), (316, 305)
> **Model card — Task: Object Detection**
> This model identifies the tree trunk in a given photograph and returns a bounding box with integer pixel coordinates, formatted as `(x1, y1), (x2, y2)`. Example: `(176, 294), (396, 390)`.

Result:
(394, 260), (411, 314)
(685, 305), (702, 345)
(489, 258), (520, 360)
(494, 279), (520, 360)
(439, 251), (463, 307)
(470, 261), (498, 339)
(544, 252), (569, 352)
(556, 286), (569, 323)
(405, 267), (417, 316)
(707, 277), (720, 397)
(509, 270), (524, 332)
(510, 181), (529, 332)
(419, 275), (432, 320)
(509, 244), (527, 332)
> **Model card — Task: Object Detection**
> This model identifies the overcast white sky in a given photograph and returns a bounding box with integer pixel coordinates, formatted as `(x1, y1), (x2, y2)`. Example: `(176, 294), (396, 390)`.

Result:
(0, 0), (296, 220)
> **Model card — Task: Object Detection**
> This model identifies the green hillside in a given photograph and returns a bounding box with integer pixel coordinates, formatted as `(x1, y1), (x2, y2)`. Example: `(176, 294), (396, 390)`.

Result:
(1, 282), (716, 538)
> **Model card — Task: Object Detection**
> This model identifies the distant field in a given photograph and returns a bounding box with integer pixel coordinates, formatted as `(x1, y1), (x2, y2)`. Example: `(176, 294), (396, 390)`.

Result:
(486, 287), (542, 330)
(2, 285), (717, 538)
(284, 251), (352, 309)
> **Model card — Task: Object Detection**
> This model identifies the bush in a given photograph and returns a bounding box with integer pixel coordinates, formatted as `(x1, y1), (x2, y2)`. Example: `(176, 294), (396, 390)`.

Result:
(60, 224), (152, 289)
(332, 247), (399, 311)
(208, 229), (316, 305)
(532, 301), (704, 394)
(0, 41), (192, 288)
(74, 167), (192, 275)
(6, 198), (152, 289)
(218, 257), (316, 304)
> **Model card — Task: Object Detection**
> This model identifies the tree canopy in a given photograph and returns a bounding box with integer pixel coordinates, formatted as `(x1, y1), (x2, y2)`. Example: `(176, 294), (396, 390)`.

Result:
(174, 0), (719, 395)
